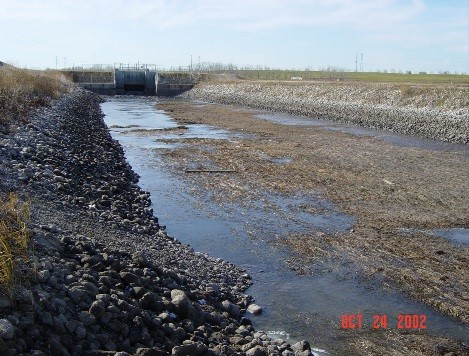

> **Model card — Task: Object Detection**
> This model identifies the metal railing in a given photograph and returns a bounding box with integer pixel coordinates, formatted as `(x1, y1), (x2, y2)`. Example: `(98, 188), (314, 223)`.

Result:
(114, 63), (158, 71)
(69, 63), (193, 72)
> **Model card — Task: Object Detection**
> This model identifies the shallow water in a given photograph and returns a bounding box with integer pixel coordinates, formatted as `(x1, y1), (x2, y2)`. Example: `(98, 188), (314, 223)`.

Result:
(256, 112), (469, 154)
(101, 97), (469, 354)
(429, 228), (469, 245)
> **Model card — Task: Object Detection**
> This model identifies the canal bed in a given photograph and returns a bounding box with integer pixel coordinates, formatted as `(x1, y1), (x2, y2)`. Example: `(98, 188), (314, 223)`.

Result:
(101, 96), (468, 355)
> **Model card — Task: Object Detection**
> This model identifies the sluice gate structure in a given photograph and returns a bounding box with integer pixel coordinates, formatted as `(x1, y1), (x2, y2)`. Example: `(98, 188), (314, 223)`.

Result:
(67, 64), (194, 97)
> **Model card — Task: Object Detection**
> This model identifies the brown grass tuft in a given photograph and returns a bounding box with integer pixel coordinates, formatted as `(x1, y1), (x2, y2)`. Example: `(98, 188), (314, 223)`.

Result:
(0, 193), (30, 293)
(0, 67), (74, 131)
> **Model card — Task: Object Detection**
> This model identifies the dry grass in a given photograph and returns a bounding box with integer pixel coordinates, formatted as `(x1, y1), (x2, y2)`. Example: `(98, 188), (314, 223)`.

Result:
(0, 67), (74, 131)
(0, 193), (30, 293)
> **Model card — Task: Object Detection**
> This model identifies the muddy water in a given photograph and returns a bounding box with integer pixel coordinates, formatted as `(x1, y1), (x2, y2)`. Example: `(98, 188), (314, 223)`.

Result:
(101, 97), (468, 355)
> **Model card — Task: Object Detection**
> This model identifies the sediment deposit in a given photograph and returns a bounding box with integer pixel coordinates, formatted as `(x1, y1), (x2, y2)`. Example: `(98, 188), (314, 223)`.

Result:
(155, 99), (469, 338)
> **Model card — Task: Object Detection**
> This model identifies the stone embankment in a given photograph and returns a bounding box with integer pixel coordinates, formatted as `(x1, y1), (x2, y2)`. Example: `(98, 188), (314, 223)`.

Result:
(0, 89), (313, 355)
(180, 81), (468, 144)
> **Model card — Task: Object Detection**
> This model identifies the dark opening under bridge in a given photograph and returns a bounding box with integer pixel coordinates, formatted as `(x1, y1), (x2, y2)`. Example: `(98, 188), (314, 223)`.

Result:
(67, 64), (195, 97)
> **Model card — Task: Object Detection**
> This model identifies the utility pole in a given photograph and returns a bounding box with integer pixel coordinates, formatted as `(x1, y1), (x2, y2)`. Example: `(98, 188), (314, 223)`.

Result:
(360, 53), (364, 72)
(355, 53), (358, 72)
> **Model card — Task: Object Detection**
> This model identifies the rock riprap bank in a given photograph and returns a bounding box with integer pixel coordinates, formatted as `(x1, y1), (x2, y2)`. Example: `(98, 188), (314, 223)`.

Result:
(0, 89), (314, 355)
(180, 81), (468, 144)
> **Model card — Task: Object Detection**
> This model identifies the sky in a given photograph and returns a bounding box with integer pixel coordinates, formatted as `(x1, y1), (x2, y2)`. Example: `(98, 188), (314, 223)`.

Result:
(1, 0), (468, 73)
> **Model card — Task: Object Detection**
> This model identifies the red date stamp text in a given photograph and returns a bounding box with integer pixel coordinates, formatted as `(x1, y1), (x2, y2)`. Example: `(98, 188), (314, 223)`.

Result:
(341, 314), (427, 330)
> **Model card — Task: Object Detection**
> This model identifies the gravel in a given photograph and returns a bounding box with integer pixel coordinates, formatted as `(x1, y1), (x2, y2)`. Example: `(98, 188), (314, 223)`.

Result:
(180, 81), (468, 144)
(0, 89), (314, 355)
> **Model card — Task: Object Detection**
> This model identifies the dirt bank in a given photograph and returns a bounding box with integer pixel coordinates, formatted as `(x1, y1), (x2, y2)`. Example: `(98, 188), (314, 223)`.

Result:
(155, 99), (468, 354)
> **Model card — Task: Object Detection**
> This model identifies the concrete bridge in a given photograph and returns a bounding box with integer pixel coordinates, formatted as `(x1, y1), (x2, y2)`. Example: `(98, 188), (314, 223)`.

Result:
(67, 64), (194, 96)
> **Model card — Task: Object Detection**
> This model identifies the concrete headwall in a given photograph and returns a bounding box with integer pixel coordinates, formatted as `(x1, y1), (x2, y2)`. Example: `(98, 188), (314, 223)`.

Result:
(114, 69), (156, 95)
(69, 69), (193, 96)
(156, 73), (194, 96)
(81, 83), (117, 95)
(63, 70), (114, 84)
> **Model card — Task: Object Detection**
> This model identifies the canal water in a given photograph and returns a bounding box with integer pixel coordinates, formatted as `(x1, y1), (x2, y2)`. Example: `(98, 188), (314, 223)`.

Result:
(101, 96), (468, 355)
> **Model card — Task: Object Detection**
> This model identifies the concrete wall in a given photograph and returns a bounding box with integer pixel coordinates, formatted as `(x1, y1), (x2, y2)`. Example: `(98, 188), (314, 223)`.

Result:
(156, 83), (194, 97)
(71, 69), (193, 96)
(81, 83), (116, 95)
(64, 70), (114, 84)
(114, 69), (156, 95)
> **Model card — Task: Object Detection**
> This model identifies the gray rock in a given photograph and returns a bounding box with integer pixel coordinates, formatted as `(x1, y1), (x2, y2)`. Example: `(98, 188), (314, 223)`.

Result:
(242, 340), (259, 352)
(78, 311), (95, 326)
(75, 326), (87, 339)
(171, 343), (199, 356)
(132, 251), (150, 267)
(53, 316), (67, 334)
(293, 340), (311, 352)
(0, 335), (13, 356)
(0, 319), (14, 340)
(95, 294), (112, 304)
(222, 300), (240, 317)
(136, 348), (166, 356)
(95, 332), (109, 345)
(107, 319), (122, 332)
(119, 271), (140, 285)
(235, 326), (251, 337)
(37, 269), (50, 283)
(171, 326), (186, 342)
(247, 303), (262, 315)
(230, 336), (248, 345)
(39, 311), (54, 326)
(47, 275), (58, 287)
(48, 338), (71, 356)
(0, 296), (12, 309)
(171, 289), (197, 320)
(246, 346), (266, 356)
(89, 300), (106, 317)
(65, 319), (78, 334)
(81, 281), (99, 294)
(67, 286), (87, 303)
(100, 311), (113, 324)
(51, 298), (67, 311)
(104, 339), (117, 351)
